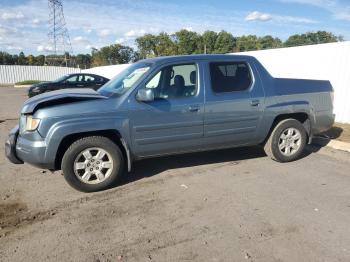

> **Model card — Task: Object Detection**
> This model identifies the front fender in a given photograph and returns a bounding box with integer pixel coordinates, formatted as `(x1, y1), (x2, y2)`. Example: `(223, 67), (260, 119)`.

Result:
(43, 116), (131, 165)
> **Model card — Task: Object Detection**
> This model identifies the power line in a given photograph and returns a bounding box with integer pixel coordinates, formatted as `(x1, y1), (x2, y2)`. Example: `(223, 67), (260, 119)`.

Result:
(46, 0), (74, 67)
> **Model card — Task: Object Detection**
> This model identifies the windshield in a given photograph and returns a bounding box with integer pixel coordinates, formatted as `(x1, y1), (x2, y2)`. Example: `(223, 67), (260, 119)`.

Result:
(53, 75), (69, 83)
(98, 63), (152, 96)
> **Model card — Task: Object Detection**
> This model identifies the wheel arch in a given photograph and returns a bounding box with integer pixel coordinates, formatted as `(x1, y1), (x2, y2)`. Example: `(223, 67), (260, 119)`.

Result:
(54, 130), (132, 172)
(263, 112), (312, 144)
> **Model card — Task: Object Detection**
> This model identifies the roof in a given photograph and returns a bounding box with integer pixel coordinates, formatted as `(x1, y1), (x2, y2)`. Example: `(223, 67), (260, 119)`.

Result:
(140, 54), (254, 64)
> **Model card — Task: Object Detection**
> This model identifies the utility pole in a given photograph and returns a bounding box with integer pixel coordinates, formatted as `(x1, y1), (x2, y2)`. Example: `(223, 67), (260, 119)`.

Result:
(46, 0), (74, 67)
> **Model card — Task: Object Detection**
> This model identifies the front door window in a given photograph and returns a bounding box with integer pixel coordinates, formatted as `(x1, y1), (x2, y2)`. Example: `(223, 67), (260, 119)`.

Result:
(146, 64), (198, 99)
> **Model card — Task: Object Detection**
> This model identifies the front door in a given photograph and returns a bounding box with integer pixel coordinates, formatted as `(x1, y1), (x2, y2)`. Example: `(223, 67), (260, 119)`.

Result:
(203, 60), (265, 149)
(129, 62), (204, 158)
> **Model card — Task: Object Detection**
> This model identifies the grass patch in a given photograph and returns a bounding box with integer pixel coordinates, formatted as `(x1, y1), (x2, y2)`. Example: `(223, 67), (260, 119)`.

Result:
(15, 80), (46, 85)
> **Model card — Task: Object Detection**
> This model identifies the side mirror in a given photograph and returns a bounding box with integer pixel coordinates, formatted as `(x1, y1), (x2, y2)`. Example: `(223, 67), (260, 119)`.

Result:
(136, 88), (154, 102)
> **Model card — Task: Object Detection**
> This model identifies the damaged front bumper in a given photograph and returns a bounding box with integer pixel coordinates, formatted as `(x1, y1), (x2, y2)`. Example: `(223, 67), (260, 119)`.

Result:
(5, 125), (24, 164)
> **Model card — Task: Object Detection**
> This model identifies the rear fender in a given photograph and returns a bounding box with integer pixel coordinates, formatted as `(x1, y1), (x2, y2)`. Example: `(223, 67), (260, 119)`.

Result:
(263, 100), (315, 143)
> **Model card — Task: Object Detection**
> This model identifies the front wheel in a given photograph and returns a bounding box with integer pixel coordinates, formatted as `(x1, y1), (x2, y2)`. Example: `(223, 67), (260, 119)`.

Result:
(62, 136), (125, 192)
(264, 119), (307, 162)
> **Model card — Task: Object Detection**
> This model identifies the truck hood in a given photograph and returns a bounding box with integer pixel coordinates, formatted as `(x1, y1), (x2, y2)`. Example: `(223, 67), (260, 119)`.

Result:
(21, 88), (107, 114)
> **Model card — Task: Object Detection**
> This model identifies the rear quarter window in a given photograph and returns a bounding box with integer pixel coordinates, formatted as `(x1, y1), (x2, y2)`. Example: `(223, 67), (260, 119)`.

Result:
(210, 62), (252, 93)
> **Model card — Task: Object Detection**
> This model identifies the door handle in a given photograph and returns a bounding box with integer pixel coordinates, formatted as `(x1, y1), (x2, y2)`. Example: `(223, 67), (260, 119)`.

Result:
(251, 100), (260, 107)
(188, 105), (200, 112)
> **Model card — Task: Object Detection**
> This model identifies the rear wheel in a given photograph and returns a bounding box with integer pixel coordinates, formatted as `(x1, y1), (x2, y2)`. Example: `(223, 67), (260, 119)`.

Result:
(264, 119), (307, 162)
(62, 136), (124, 192)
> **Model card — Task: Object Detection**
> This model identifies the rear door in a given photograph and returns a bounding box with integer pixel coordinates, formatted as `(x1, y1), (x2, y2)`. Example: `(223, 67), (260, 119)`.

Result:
(92, 76), (107, 90)
(202, 59), (265, 149)
(129, 61), (205, 157)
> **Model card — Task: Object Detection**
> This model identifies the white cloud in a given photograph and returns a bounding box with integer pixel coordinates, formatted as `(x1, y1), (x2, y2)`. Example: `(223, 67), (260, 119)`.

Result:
(124, 29), (147, 38)
(85, 44), (95, 50)
(184, 27), (194, 31)
(98, 29), (111, 37)
(245, 11), (316, 24)
(124, 30), (137, 37)
(72, 36), (93, 51)
(0, 24), (20, 37)
(245, 11), (272, 22)
(32, 18), (40, 25)
(37, 45), (54, 52)
(1, 11), (25, 21)
(6, 45), (23, 51)
(73, 36), (90, 45)
(85, 28), (92, 34)
(72, 36), (91, 46)
(115, 37), (126, 44)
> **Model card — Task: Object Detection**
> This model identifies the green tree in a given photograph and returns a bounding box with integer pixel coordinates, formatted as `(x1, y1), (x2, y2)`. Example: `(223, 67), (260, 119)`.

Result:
(18, 52), (27, 65)
(236, 35), (261, 52)
(214, 31), (236, 53)
(91, 44), (135, 66)
(202, 31), (218, 54)
(27, 55), (35, 65)
(155, 32), (177, 56)
(0, 51), (15, 64)
(284, 31), (340, 47)
(75, 54), (92, 69)
(259, 36), (282, 50)
(35, 55), (45, 66)
(135, 34), (159, 58)
(175, 29), (202, 55)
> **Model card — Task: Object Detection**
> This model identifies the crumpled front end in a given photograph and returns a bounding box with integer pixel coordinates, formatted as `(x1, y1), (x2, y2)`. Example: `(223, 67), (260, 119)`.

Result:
(5, 125), (23, 164)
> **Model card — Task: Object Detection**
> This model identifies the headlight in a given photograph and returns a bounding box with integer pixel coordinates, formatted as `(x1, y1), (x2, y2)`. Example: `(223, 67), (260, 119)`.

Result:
(25, 115), (41, 131)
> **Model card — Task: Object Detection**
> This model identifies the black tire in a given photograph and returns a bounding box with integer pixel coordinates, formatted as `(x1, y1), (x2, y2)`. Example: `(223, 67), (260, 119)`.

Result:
(62, 136), (125, 192)
(264, 119), (307, 162)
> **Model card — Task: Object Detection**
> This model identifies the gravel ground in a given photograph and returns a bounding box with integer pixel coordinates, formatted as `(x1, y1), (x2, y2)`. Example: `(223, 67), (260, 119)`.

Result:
(0, 87), (27, 120)
(322, 123), (350, 143)
(1, 87), (350, 262)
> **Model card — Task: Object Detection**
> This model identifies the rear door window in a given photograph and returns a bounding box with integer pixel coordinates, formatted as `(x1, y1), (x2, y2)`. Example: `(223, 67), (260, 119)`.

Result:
(84, 75), (95, 82)
(210, 62), (252, 93)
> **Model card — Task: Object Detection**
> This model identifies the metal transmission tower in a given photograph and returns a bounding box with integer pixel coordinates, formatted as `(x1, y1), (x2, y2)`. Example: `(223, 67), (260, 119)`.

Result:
(46, 0), (74, 66)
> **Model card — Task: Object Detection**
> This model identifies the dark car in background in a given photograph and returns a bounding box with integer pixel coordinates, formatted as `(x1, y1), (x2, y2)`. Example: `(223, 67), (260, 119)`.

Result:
(28, 73), (109, 97)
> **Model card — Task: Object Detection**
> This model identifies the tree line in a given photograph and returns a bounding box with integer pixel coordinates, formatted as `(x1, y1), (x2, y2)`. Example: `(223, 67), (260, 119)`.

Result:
(0, 31), (342, 68)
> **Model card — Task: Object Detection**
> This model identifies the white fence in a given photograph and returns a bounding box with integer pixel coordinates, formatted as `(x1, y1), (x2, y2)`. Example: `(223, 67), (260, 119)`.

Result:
(0, 65), (81, 84)
(234, 41), (350, 124)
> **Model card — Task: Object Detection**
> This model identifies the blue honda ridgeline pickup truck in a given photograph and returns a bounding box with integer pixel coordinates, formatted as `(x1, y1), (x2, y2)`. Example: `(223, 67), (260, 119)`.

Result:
(5, 55), (335, 192)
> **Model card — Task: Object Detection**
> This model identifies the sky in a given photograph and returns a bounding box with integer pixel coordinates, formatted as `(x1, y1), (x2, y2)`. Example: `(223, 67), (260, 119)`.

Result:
(0, 0), (350, 55)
